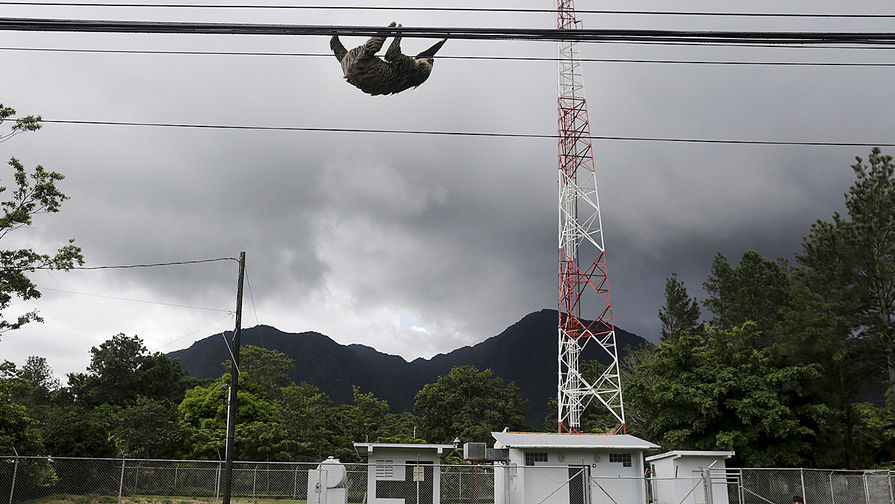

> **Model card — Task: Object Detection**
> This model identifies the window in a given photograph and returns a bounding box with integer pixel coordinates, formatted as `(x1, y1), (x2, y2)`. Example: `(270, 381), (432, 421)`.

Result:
(609, 453), (632, 467)
(376, 460), (395, 478)
(525, 452), (548, 466)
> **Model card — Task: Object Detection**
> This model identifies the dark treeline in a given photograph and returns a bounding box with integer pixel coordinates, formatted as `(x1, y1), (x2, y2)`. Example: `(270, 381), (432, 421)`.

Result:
(0, 341), (530, 462)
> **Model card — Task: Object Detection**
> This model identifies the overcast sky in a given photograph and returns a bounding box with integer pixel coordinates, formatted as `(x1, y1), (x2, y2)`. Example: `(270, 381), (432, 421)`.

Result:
(1, 0), (893, 380)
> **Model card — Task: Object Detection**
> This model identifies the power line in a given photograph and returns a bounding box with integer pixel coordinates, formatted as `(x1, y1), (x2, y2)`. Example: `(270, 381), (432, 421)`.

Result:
(3, 18), (895, 45)
(32, 256), (238, 270)
(41, 286), (233, 313)
(37, 118), (895, 148)
(5, 45), (895, 66)
(2, 2), (895, 19)
(152, 312), (234, 351)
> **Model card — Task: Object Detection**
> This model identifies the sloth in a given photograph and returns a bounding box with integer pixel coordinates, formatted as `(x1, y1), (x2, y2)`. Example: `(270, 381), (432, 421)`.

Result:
(331, 22), (447, 96)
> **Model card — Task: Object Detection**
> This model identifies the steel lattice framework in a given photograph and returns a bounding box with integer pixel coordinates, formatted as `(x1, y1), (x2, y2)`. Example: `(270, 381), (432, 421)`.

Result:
(555, 0), (625, 433)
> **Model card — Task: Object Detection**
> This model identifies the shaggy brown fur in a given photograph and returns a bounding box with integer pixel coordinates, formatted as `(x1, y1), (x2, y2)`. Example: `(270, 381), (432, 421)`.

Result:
(331, 22), (447, 96)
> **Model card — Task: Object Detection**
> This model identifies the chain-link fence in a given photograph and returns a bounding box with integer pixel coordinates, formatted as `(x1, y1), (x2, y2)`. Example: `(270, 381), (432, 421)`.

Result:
(0, 457), (340, 503)
(737, 468), (895, 504)
(0, 457), (499, 504)
(4, 457), (895, 504)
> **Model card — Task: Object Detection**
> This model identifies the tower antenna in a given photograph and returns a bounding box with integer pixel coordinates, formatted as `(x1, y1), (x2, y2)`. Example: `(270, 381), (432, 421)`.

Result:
(555, 0), (625, 434)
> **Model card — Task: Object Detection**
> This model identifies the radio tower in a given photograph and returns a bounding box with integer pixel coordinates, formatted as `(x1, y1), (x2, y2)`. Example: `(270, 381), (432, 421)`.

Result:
(555, 0), (625, 433)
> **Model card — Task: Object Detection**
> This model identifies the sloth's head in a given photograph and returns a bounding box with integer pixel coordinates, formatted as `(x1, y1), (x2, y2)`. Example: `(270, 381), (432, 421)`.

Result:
(414, 39), (447, 68)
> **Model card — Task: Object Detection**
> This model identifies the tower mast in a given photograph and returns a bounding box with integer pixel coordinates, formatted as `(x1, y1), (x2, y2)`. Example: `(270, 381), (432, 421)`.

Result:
(555, 0), (625, 433)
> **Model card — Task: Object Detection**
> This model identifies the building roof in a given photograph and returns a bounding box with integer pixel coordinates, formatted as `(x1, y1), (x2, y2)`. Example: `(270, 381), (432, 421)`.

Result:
(645, 451), (734, 462)
(491, 431), (659, 450)
(353, 442), (457, 458)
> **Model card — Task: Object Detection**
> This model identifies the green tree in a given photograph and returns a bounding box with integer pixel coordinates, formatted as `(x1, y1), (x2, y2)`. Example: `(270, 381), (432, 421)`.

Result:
(225, 345), (294, 402)
(789, 148), (895, 467)
(0, 356), (62, 454)
(808, 148), (895, 393)
(279, 382), (340, 461)
(377, 411), (426, 444)
(41, 405), (118, 457)
(414, 365), (529, 444)
(0, 378), (41, 454)
(178, 374), (295, 460)
(703, 251), (792, 338)
(659, 273), (701, 342)
(114, 396), (188, 458)
(68, 333), (193, 407)
(624, 323), (828, 467)
(0, 104), (83, 335)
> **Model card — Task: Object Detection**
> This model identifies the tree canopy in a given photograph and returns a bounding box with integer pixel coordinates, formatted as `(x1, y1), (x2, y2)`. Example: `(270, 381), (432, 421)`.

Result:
(414, 364), (529, 444)
(0, 104), (83, 335)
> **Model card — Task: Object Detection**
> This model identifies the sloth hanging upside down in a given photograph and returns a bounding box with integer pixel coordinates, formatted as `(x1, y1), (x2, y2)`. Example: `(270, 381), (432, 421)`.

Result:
(330, 22), (447, 96)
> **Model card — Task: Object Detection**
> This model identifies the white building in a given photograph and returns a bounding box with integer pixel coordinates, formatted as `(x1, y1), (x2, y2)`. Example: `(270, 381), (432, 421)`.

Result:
(646, 451), (735, 504)
(354, 442), (457, 504)
(492, 431), (659, 504)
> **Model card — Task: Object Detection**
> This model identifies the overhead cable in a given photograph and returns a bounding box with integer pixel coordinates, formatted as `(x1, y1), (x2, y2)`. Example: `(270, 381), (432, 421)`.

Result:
(2, 18), (895, 45)
(41, 286), (233, 313)
(32, 256), (239, 269)
(1, 2), (894, 19)
(4, 46), (895, 66)
(37, 119), (895, 148)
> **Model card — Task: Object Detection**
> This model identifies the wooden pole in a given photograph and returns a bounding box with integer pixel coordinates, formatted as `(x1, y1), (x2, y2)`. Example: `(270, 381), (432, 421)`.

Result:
(222, 251), (245, 504)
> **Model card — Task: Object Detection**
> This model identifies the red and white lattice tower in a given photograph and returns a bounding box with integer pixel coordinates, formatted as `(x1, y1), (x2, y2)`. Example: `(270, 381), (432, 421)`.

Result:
(555, 0), (625, 433)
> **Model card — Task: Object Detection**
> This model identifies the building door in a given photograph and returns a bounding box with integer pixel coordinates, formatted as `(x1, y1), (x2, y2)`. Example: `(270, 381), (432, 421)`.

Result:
(569, 466), (590, 504)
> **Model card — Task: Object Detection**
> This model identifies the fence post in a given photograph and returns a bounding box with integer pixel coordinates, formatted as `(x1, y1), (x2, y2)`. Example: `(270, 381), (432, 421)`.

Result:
(800, 468), (806, 504)
(702, 469), (714, 504)
(7, 448), (18, 504)
(216, 462), (222, 504)
(294, 464), (299, 499)
(253, 463), (258, 499)
(118, 457), (126, 504)
(888, 470), (894, 504)
(863, 473), (871, 504)
(829, 471), (835, 504)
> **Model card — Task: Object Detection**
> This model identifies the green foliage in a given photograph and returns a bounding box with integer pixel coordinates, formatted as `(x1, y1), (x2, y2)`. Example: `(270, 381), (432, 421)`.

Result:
(41, 405), (118, 457)
(625, 323), (828, 467)
(703, 251), (792, 336)
(414, 365), (529, 444)
(278, 382), (340, 460)
(114, 397), (188, 458)
(178, 374), (294, 460)
(68, 334), (194, 407)
(0, 104), (41, 142)
(0, 104), (83, 335)
(659, 273), (701, 342)
(818, 148), (895, 391)
(376, 412), (426, 444)
(223, 345), (294, 401)
(0, 377), (37, 454)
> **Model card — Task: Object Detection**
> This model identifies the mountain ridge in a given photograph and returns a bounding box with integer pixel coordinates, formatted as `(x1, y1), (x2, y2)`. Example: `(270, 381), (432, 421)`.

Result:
(168, 309), (651, 425)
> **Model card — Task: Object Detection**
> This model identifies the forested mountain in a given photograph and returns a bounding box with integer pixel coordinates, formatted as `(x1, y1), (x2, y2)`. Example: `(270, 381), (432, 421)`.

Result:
(168, 309), (650, 424)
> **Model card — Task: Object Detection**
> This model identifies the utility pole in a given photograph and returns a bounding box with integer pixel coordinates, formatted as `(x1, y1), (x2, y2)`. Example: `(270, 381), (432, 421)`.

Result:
(222, 251), (246, 504)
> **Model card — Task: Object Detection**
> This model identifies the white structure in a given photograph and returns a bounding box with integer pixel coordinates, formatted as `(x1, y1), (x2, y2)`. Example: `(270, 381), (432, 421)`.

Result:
(492, 431), (658, 504)
(307, 457), (348, 504)
(646, 451), (735, 504)
(354, 442), (456, 504)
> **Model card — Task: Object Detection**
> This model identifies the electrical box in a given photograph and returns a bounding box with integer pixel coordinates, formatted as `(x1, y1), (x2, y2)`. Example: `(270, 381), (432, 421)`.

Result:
(463, 442), (487, 460)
